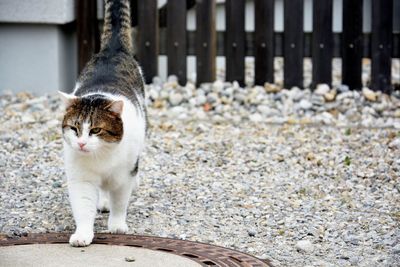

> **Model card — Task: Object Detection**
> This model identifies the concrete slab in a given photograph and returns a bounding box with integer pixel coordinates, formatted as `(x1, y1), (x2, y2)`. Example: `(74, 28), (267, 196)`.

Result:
(0, 244), (201, 267)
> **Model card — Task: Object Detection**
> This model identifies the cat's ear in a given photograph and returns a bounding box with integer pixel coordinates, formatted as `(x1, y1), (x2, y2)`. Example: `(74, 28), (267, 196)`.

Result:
(58, 91), (77, 108)
(106, 100), (124, 115)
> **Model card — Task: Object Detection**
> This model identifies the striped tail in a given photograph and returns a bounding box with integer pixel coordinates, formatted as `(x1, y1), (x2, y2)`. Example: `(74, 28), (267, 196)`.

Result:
(100, 0), (133, 53)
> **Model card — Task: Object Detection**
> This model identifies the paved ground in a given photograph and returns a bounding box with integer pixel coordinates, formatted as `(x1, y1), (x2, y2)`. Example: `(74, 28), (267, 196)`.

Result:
(0, 244), (200, 267)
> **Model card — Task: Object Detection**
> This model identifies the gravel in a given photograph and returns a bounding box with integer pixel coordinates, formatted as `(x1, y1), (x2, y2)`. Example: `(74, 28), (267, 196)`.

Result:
(0, 76), (400, 266)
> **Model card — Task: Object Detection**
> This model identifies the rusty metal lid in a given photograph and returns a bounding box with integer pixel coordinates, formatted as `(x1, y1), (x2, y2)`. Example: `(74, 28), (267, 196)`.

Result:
(0, 233), (272, 267)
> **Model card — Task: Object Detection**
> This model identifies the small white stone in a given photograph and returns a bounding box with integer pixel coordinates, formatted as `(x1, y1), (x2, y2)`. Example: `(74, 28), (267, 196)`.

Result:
(232, 81), (240, 89)
(148, 88), (159, 100)
(195, 110), (207, 120)
(169, 92), (183, 106)
(249, 113), (263, 122)
(389, 138), (400, 149)
(295, 240), (314, 253)
(299, 99), (313, 110)
(212, 80), (224, 93)
(315, 84), (330, 95)
(152, 76), (162, 86)
(195, 94), (207, 106)
(167, 75), (178, 83)
(125, 256), (135, 262)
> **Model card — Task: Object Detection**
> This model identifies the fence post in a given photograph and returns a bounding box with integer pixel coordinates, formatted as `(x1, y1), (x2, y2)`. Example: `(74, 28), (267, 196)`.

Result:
(196, 0), (216, 85)
(167, 0), (187, 85)
(226, 0), (245, 86)
(254, 0), (274, 85)
(312, 0), (333, 87)
(284, 0), (304, 89)
(342, 0), (363, 90)
(138, 0), (159, 84)
(76, 0), (99, 73)
(371, 0), (393, 93)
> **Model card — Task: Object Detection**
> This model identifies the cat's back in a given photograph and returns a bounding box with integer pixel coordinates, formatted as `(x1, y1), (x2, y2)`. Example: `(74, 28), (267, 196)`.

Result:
(73, 0), (145, 107)
(75, 50), (144, 101)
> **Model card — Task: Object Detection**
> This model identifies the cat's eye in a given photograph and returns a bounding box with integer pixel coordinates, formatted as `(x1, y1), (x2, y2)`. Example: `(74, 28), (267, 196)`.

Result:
(90, 128), (101, 135)
(69, 126), (78, 134)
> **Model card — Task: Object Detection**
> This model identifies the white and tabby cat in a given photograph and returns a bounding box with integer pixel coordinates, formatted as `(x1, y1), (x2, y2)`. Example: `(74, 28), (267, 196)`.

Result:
(59, 0), (147, 247)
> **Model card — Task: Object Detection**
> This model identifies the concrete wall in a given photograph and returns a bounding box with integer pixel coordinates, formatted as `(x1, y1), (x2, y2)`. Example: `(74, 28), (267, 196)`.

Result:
(0, 0), (78, 94)
(0, 0), (75, 24)
(0, 24), (77, 94)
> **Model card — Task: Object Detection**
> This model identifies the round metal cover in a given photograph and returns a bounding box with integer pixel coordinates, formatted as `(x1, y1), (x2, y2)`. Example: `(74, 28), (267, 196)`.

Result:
(0, 233), (272, 267)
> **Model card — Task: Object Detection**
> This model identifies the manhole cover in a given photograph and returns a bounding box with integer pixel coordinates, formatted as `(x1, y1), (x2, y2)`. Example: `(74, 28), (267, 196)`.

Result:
(0, 233), (272, 267)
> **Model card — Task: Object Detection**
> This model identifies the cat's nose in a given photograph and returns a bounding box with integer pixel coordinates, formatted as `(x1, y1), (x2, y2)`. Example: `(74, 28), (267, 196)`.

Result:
(78, 142), (86, 149)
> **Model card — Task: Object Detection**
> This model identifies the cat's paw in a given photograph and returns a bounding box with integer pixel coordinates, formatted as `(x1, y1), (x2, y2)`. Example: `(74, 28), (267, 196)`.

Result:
(108, 221), (128, 234)
(96, 199), (110, 213)
(69, 231), (94, 247)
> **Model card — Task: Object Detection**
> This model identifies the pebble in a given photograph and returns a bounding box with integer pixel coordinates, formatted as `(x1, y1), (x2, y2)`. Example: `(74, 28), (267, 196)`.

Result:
(315, 84), (330, 95)
(324, 90), (337, 102)
(249, 113), (263, 122)
(299, 99), (313, 110)
(265, 83), (281, 93)
(125, 256), (136, 262)
(362, 87), (378, 102)
(295, 240), (314, 253)
(389, 138), (400, 149)
(212, 80), (224, 93)
(247, 229), (257, 237)
(349, 256), (359, 266)
(392, 244), (400, 254)
(195, 94), (207, 106)
(168, 92), (183, 106)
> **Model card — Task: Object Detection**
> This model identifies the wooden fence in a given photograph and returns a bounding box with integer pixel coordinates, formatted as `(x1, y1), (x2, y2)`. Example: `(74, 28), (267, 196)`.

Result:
(77, 0), (400, 93)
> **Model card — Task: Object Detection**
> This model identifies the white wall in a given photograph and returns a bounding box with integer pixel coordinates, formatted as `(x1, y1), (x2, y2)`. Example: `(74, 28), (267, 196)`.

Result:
(0, 0), (75, 24)
(0, 24), (77, 93)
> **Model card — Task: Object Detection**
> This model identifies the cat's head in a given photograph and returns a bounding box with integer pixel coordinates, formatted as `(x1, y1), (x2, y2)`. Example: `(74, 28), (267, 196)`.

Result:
(59, 91), (124, 155)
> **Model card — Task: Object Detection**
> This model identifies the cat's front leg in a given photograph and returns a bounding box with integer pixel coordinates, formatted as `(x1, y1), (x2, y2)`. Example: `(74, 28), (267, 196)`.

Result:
(108, 178), (136, 234)
(68, 180), (98, 247)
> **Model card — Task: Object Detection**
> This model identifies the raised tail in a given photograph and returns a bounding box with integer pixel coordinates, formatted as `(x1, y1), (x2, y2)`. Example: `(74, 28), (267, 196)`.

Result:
(100, 0), (133, 53)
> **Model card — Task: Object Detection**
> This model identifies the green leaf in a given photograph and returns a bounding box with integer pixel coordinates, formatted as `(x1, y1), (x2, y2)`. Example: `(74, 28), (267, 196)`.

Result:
(344, 156), (351, 166)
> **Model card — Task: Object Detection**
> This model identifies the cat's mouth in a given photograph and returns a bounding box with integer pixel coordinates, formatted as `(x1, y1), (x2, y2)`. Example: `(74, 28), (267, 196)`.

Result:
(78, 147), (90, 153)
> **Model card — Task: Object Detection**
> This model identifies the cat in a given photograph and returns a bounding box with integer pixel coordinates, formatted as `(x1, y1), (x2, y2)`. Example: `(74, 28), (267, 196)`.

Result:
(59, 0), (147, 247)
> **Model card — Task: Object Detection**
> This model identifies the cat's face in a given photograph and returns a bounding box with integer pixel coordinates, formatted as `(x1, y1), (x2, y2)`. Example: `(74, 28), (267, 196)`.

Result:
(59, 92), (123, 155)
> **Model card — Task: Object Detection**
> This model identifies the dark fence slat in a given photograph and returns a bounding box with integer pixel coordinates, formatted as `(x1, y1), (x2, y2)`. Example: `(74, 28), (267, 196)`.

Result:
(167, 0), (187, 84)
(342, 0), (363, 90)
(312, 0), (333, 87)
(196, 0), (216, 84)
(130, 0), (138, 26)
(138, 0), (159, 84)
(254, 0), (274, 85)
(371, 0), (393, 93)
(226, 0), (245, 86)
(77, 0), (99, 73)
(394, 33), (400, 58)
(284, 0), (304, 89)
(160, 31), (400, 58)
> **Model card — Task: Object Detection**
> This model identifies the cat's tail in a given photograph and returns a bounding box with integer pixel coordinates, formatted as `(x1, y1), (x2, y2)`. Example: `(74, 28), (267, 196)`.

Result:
(100, 0), (133, 53)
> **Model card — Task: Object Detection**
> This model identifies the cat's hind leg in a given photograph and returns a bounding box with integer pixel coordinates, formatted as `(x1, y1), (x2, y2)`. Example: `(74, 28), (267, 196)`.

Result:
(68, 180), (98, 247)
(97, 188), (110, 213)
